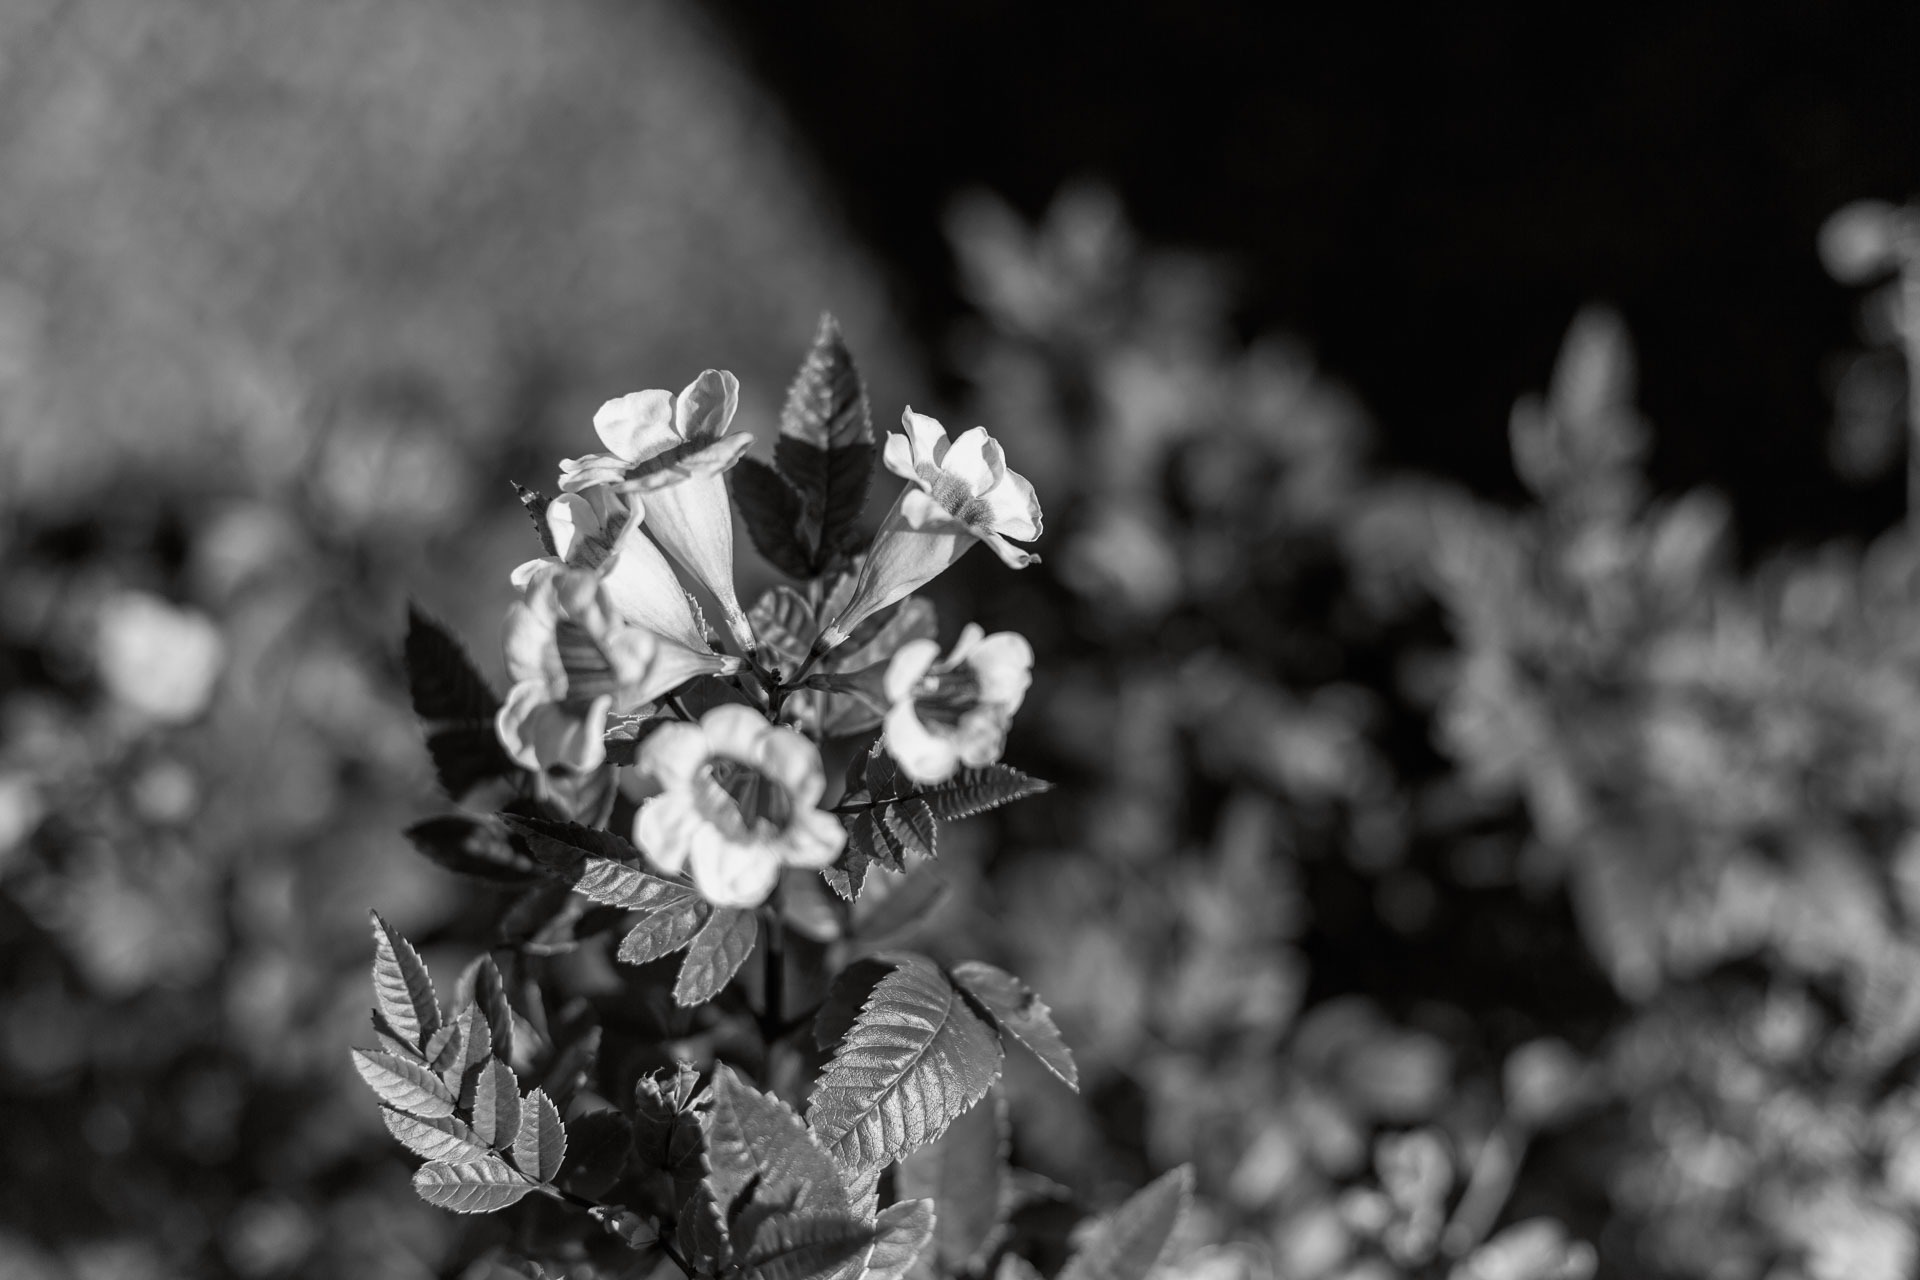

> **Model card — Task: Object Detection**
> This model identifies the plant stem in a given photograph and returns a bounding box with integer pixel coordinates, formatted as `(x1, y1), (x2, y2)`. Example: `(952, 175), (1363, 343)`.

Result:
(759, 896), (787, 1049)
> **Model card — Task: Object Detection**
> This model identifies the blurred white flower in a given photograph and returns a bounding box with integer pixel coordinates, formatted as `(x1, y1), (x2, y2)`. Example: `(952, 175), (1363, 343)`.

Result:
(0, 773), (44, 867)
(496, 567), (733, 774)
(820, 410), (1042, 650)
(632, 704), (844, 907)
(94, 590), (226, 723)
(559, 370), (754, 651)
(881, 623), (1033, 784)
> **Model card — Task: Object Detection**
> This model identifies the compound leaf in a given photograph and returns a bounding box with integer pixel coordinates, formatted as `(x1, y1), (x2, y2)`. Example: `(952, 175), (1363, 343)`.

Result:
(353, 1048), (456, 1119)
(369, 912), (441, 1050)
(514, 1088), (567, 1183)
(920, 767), (1052, 823)
(808, 953), (1004, 1172)
(412, 1156), (534, 1214)
(471, 1058), (523, 1148)
(383, 1108), (491, 1164)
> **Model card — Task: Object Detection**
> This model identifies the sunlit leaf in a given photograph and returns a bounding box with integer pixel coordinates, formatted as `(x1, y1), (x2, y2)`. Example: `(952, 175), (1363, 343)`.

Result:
(949, 963), (1079, 1091)
(353, 1048), (456, 1119)
(383, 1108), (491, 1164)
(369, 912), (441, 1049)
(920, 767), (1052, 823)
(412, 1156), (534, 1214)
(471, 1059), (522, 1148)
(706, 1064), (849, 1221)
(676, 908), (760, 1006)
(513, 1088), (567, 1183)
(808, 953), (1004, 1171)
(862, 1199), (937, 1280)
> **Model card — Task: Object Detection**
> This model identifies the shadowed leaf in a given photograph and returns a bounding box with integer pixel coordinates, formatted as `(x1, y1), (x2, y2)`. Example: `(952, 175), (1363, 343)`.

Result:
(896, 1091), (1009, 1274)
(949, 963), (1079, 1092)
(863, 1199), (938, 1280)
(1056, 1167), (1193, 1280)
(675, 909), (760, 1006)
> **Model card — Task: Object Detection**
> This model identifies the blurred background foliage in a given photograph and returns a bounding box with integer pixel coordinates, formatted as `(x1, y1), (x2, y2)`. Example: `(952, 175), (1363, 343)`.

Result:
(3, 3), (1920, 1280)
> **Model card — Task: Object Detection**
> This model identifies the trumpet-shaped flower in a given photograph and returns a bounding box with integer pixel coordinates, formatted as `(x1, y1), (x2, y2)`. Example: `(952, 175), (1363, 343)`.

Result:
(559, 371), (755, 653)
(818, 411), (1042, 651)
(882, 624), (1034, 784)
(633, 704), (846, 907)
(496, 567), (731, 774)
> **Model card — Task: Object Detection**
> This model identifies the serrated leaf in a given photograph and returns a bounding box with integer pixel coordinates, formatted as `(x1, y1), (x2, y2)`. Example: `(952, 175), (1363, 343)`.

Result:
(513, 1088), (567, 1182)
(847, 799), (936, 873)
(405, 607), (518, 798)
(383, 1108), (492, 1163)
(675, 908), (760, 1006)
(734, 457), (816, 580)
(822, 844), (871, 902)
(949, 963), (1079, 1092)
(680, 1187), (732, 1274)
(896, 1092), (1009, 1275)
(634, 1062), (708, 1180)
(451, 1004), (494, 1099)
(1056, 1167), (1193, 1280)
(425, 1020), (464, 1076)
(808, 953), (1004, 1172)
(503, 813), (640, 873)
(852, 870), (949, 945)
(921, 767), (1052, 823)
(706, 1065), (849, 1223)
(471, 1059), (523, 1148)
(864, 1200), (937, 1280)
(751, 586), (818, 674)
(413, 1156), (534, 1214)
(740, 1212), (875, 1280)
(369, 912), (440, 1050)
(461, 955), (516, 1063)
(405, 816), (544, 886)
(781, 315), (873, 451)
(816, 958), (899, 1051)
(619, 900), (713, 965)
(563, 1108), (633, 1197)
(353, 1048), (457, 1119)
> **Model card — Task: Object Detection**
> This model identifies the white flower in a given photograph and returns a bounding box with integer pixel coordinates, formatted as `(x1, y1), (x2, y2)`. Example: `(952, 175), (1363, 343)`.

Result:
(94, 590), (226, 724)
(882, 624), (1033, 783)
(496, 567), (732, 775)
(559, 371), (755, 653)
(819, 411), (1042, 651)
(633, 704), (846, 908)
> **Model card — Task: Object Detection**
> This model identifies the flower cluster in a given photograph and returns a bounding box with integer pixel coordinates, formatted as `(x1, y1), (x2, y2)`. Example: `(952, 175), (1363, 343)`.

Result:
(496, 350), (1044, 907)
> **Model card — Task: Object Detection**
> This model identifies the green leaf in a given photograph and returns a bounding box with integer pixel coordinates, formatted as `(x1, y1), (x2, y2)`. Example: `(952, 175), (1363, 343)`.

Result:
(740, 1213), (875, 1280)
(404, 816), (544, 886)
(369, 912), (441, 1049)
(779, 315), (874, 563)
(382, 1108), (492, 1164)
(412, 1156), (534, 1214)
(460, 955), (516, 1064)
(680, 1187), (733, 1274)
(920, 767), (1052, 823)
(750, 586), (818, 675)
(353, 1048), (457, 1119)
(562, 1108), (633, 1197)
(780, 315), (873, 450)
(733, 457), (816, 580)
(634, 1063), (707, 1190)
(848, 799), (937, 871)
(1056, 1166), (1193, 1280)
(852, 870), (949, 945)
(814, 959), (898, 1051)
(863, 1200), (937, 1280)
(471, 1059), (523, 1148)
(823, 845), (871, 903)
(949, 963), (1080, 1092)
(808, 953), (1005, 1172)
(504, 813), (639, 872)
(896, 1092), (1009, 1275)
(514, 1088), (567, 1182)
(618, 899), (713, 965)
(404, 606), (518, 799)
(505, 816), (710, 951)
(706, 1064), (849, 1222)
(425, 1020), (464, 1076)
(675, 908), (760, 1007)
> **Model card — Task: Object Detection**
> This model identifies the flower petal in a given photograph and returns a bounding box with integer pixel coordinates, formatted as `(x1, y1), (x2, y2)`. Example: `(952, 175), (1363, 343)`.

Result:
(701, 704), (773, 763)
(882, 430), (920, 485)
(558, 453), (633, 494)
(941, 427), (1004, 497)
(690, 835), (780, 909)
(594, 390), (677, 462)
(752, 726), (826, 809)
(779, 807), (847, 869)
(952, 707), (1010, 768)
(634, 791), (697, 875)
(637, 722), (711, 789)
(884, 639), (942, 705)
(598, 526), (709, 653)
(820, 490), (973, 646)
(641, 476), (753, 653)
(977, 529), (1040, 570)
(547, 493), (602, 564)
(967, 631), (1035, 707)
(675, 370), (740, 444)
(976, 465), (1043, 542)
(885, 701), (961, 785)
(900, 409), (951, 471)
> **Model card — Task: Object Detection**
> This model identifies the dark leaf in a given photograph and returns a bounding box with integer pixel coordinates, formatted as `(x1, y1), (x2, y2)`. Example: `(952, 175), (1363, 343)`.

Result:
(920, 767), (1052, 823)
(353, 1048), (456, 1119)
(780, 315), (873, 452)
(949, 963), (1079, 1092)
(863, 1199), (938, 1280)
(619, 899), (713, 966)
(504, 814), (642, 877)
(815, 958), (900, 1052)
(675, 909), (760, 1007)
(822, 844), (871, 903)
(852, 870), (949, 945)
(633, 1061), (707, 1175)
(514, 1088), (567, 1182)
(1056, 1167), (1193, 1280)
(383, 1108), (492, 1164)
(896, 1092), (1009, 1275)
(412, 1156), (534, 1214)
(680, 1188), (732, 1274)
(705, 1064), (849, 1223)
(562, 1108), (633, 1197)
(734, 457), (816, 579)
(471, 1059), (523, 1148)
(369, 912), (440, 1052)
(751, 586), (818, 675)
(540, 1020), (601, 1106)
(461, 955), (516, 1063)
(846, 799), (936, 875)
(405, 607), (518, 798)
(739, 1212), (874, 1280)
(405, 815), (544, 886)
(808, 953), (1004, 1171)
(425, 728), (522, 803)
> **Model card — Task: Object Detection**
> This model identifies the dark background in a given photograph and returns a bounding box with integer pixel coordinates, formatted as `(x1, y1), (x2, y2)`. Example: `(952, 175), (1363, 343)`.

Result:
(713, 0), (1920, 550)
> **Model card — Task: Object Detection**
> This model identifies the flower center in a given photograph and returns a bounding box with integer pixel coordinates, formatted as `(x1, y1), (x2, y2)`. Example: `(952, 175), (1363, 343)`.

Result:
(922, 466), (977, 519)
(913, 665), (983, 728)
(703, 758), (793, 836)
(555, 620), (618, 700)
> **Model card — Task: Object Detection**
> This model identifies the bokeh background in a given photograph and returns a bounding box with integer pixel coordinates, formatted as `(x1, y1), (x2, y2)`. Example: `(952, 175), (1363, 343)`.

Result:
(3, 2), (1920, 1278)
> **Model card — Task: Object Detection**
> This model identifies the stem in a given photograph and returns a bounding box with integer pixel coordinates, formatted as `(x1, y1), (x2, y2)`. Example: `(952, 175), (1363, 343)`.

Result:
(759, 894), (787, 1049)
(545, 1186), (697, 1277)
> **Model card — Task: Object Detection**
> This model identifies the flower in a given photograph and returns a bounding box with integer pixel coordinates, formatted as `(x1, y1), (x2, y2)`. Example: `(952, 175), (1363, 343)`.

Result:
(496, 567), (734, 774)
(882, 624), (1034, 783)
(94, 590), (226, 723)
(817, 410), (1042, 651)
(559, 370), (755, 653)
(633, 704), (846, 907)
